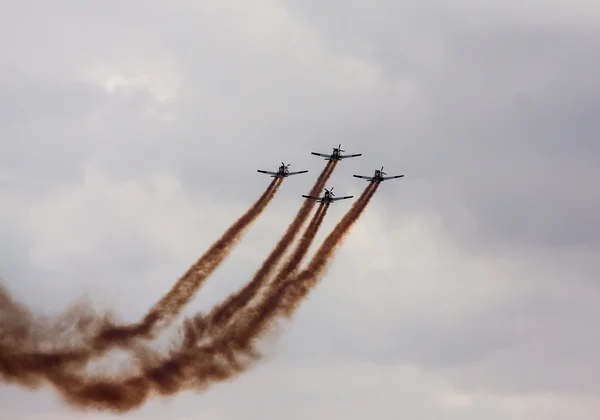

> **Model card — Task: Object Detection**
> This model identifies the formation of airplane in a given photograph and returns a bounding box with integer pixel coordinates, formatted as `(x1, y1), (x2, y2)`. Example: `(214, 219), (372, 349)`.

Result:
(257, 145), (404, 204)
(257, 162), (308, 178)
(311, 143), (362, 161)
(353, 166), (404, 182)
(302, 187), (353, 204)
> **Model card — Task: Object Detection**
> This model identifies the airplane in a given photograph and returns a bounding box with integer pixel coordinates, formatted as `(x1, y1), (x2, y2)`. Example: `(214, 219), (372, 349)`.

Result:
(302, 187), (353, 204)
(353, 166), (404, 182)
(257, 162), (308, 178)
(311, 143), (362, 161)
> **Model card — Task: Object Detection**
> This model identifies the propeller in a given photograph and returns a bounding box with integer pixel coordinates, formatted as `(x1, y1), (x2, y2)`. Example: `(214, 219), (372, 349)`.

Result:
(380, 166), (387, 175)
(325, 187), (335, 197)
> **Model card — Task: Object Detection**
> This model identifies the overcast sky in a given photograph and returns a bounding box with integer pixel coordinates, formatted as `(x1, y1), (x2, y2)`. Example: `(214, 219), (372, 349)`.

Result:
(1, 0), (600, 418)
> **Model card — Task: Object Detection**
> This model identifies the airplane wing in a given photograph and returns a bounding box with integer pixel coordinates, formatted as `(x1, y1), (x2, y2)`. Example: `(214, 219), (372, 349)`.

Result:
(287, 170), (309, 176)
(311, 152), (331, 158)
(339, 153), (362, 159)
(353, 175), (374, 181)
(302, 195), (322, 202)
(330, 195), (353, 201)
(257, 170), (279, 176)
(382, 175), (404, 180)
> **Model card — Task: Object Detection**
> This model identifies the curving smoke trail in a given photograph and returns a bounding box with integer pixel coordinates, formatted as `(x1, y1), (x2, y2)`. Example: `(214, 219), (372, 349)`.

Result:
(0, 177), (283, 385)
(94, 176), (284, 346)
(24, 182), (378, 413)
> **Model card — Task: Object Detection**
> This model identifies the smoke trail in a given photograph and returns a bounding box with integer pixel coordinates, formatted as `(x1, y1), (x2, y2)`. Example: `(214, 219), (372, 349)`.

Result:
(207, 161), (337, 330)
(0, 178), (283, 385)
(28, 183), (377, 413)
(0, 172), (376, 414)
(0, 292), (113, 386)
(269, 202), (329, 291)
(94, 176), (283, 346)
(212, 201), (330, 333)
(226, 182), (379, 348)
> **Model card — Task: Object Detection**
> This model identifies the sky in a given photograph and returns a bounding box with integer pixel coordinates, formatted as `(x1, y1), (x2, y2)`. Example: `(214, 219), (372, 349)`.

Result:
(1, 0), (599, 418)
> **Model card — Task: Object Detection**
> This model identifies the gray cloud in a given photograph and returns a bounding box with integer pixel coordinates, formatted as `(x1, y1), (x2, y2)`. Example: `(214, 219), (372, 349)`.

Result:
(1, 0), (599, 418)
(281, 0), (600, 248)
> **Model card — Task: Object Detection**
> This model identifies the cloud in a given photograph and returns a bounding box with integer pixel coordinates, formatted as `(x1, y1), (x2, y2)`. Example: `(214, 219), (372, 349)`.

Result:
(263, 206), (600, 405)
(1, 0), (599, 418)
(283, 0), (600, 248)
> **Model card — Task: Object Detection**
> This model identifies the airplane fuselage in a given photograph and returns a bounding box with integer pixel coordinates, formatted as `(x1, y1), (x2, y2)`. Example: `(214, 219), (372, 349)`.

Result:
(329, 149), (343, 160)
(316, 195), (335, 203)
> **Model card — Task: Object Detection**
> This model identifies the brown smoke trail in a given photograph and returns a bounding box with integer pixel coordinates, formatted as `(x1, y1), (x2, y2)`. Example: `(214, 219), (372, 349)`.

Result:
(207, 161), (337, 330)
(214, 201), (330, 331)
(28, 183), (377, 413)
(0, 178), (282, 386)
(269, 202), (329, 290)
(226, 182), (380, 347)
(0, 172), (375, 413)
(94, 176), (283, 346)
(0, 291), (115, 387)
